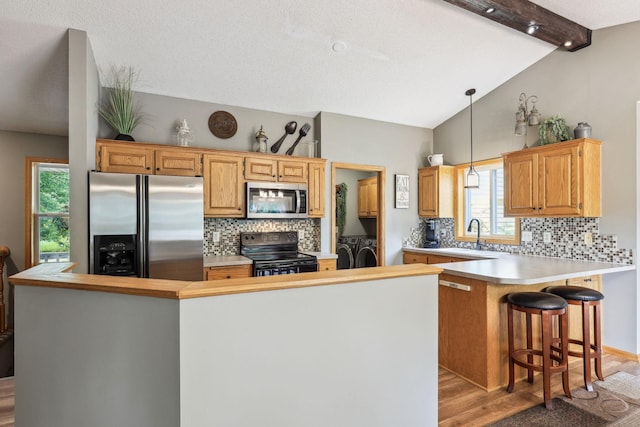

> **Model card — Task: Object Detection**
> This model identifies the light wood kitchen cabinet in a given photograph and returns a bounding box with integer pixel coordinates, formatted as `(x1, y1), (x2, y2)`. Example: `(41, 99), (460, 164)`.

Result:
(204, 264), (252, 280)
(503, 138), (601, 217)
(402, 251), (469, 265)
(438, 272), (603, 391)
(358, 177), (378, 218)
(203, 153), (245, 217)
(97, 139), (203, 177)
(96, 140), (155, 174)
(244, 156), (307, 183)
(418, 165), (454, 218)
(317, 259), (336, 271)
(307, 160), (325, 218)
(155, 148), (202, 176)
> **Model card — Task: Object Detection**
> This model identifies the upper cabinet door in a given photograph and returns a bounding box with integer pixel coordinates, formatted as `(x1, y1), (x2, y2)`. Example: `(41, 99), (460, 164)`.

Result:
(97, 142), (154, 174)
(278, 160), (307, 183)
(307, 162), (325, 218)
(538, 144), (580, 216)
(203, 153), (245, 217)
(504, 151), (538, 215)
(155, 149), (203, 177)
(244, 157), (278, 181)
(418, 166), (453, 218)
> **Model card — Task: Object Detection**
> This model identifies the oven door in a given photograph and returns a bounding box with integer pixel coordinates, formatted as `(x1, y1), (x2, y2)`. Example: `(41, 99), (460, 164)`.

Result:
(253, 260), (318, 276)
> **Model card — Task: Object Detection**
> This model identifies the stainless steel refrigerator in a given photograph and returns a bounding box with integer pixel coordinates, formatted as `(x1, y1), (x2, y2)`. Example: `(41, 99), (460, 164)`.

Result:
(89, 171), (204, 281)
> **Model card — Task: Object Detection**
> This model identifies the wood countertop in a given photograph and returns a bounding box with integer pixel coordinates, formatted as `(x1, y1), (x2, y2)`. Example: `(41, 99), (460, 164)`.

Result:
(10, 263), (442, 300)
(402, 247), (635, 285)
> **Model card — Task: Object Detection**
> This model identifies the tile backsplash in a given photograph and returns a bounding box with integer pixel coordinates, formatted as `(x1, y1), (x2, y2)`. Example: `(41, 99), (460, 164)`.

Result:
(204, 218), (321, 255)
(404, 217), (633, 264)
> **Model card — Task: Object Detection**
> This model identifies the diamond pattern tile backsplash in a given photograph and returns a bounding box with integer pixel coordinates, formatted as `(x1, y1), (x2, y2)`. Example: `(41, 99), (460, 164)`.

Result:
(403, 217), (633, 264)
(204, 218), (321, 255)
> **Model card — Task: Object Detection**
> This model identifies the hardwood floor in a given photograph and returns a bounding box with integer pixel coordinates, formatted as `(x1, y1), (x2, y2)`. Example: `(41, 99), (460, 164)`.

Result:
(0, 377), (14, 427)
(439, 352), (640, 426)
(0, 353), (635, 427)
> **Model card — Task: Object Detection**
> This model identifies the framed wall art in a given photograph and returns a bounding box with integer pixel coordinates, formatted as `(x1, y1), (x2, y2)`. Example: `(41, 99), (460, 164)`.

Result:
(395, 174), (409, 209)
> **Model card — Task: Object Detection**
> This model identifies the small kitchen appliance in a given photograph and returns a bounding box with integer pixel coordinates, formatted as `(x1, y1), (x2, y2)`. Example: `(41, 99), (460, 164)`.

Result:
(246, 181), (308, 219)
(240, 231), (318, 276)
(424, 220), (440, 248)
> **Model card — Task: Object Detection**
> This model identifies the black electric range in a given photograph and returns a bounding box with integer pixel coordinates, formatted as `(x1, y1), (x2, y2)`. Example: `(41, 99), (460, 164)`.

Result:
(240, 231), (318, 276)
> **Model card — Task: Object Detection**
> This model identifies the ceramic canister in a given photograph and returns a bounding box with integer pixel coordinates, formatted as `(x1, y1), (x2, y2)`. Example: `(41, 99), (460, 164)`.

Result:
(574, 122), (592, 139)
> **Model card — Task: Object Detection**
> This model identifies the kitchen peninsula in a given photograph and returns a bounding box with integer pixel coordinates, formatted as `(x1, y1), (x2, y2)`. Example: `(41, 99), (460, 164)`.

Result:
(404, 247), (635, 391)
(10, 263), (441, 427)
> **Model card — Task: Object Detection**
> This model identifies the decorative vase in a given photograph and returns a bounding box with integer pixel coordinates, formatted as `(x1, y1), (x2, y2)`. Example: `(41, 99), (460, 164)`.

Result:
(115, 134), (135, 141)
(574, 122), (592, 139)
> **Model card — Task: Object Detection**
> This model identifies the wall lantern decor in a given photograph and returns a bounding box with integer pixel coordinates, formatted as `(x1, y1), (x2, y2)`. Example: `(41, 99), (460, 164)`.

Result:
(514, 93), (541, 134)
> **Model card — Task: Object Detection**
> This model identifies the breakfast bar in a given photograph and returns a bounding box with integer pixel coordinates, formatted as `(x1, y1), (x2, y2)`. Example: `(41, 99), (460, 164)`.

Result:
(11, 263), (441, 427)
(403, 247), (635, 391)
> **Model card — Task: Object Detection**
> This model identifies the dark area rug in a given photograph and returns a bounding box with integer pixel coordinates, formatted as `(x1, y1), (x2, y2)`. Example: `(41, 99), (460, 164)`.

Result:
(489, 371), (640, 426)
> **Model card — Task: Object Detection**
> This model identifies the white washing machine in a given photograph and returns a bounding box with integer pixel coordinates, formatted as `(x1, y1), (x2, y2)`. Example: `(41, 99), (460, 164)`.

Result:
(336, 236), (361, 269)
(355, 237), (377, 268)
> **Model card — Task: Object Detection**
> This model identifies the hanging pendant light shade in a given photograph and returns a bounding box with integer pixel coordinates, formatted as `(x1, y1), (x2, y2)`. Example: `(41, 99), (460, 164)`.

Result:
(465, 88), (480, 189)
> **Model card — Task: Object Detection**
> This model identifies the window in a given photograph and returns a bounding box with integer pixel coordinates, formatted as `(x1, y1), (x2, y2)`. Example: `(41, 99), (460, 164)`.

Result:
(25, 158), (69, 267)
(454, 158), (520, 245)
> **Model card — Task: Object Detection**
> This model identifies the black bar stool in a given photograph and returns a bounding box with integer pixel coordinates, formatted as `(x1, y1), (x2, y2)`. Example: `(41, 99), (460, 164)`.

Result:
(545, 285), (605, 391)
(506, 291), (571, 409)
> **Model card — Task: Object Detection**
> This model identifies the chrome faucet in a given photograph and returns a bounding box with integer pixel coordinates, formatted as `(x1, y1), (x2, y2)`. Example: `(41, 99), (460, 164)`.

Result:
(467, 218), (482, 250)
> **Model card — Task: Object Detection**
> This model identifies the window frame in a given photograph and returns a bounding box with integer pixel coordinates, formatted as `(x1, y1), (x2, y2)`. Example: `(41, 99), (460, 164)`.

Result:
(453, 157), (520, 246)
(24, 157), (69, 268)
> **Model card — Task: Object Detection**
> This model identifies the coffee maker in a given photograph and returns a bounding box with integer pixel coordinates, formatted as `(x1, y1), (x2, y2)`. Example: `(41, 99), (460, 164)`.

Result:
(424, 220), (440, 248)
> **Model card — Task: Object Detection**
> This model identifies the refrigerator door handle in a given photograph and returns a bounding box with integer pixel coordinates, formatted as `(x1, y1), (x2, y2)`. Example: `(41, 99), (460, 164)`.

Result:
(137, 175), (148, 278)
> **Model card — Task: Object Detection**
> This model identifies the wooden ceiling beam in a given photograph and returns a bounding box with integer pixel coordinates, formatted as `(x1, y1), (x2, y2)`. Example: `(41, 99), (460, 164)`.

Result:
(443, 0), (592, 51)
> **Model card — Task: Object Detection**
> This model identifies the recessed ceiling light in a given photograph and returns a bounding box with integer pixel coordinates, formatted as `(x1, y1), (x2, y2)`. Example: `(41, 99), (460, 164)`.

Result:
(564, 41), (573, 47)
(331, 41), (347, 53)
(484, 7), (495, 14)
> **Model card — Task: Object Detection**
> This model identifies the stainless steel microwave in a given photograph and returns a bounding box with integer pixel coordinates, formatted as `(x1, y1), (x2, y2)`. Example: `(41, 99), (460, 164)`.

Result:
(246, 181), (308, 219)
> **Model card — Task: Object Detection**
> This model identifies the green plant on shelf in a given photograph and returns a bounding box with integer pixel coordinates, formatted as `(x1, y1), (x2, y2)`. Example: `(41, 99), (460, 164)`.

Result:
(539, 115), (571, 145)
(98, 65), (144, 140)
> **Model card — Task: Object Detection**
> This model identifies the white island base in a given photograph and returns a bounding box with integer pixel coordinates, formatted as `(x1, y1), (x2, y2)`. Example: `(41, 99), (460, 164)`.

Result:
(13, 264), (440, 427)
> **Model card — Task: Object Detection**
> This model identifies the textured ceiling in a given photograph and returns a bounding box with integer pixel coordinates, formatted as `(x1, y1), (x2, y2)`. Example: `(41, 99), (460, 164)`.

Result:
(2, 0), (640, 136)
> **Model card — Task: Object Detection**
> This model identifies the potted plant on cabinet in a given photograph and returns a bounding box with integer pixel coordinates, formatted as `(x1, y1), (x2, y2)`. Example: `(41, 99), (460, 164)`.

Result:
(98, 65), (143, 141)
(539, 115), (571, 145)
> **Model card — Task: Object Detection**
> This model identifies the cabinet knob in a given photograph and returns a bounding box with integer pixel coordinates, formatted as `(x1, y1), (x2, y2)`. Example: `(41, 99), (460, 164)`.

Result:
(146, 167), (151, 170)
(226, 275), (231, 279)
(156, 168), (160, 171)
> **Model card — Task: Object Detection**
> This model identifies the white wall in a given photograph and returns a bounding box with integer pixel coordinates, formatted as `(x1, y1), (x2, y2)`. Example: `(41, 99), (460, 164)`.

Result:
(68, 29), (99, 273)
(179, 275), (439, 427)
(15, 286), (181, 427)
(434, 21), (640, 355)
(102, 92), (318, 156)
(0, 131), (68, 271)
(318, 112), (433, 264)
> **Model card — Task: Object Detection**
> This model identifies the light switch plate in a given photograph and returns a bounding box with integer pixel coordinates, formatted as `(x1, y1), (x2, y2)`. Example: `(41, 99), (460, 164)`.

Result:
(584, 232), (593, 246)
(212, 231), (221, 243)
(521, 231), (533, 242)
(543, 232), (552, 244)
(299, 230), (305, 240)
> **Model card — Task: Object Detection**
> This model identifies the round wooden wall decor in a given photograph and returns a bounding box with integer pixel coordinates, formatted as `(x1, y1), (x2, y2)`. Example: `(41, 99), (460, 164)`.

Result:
(208, 111), (238, 139)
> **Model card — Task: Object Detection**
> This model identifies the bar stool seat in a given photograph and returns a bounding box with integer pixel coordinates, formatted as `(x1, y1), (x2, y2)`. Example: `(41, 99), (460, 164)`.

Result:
(546, 285), (605, 391)
(506, 292), (571, 409)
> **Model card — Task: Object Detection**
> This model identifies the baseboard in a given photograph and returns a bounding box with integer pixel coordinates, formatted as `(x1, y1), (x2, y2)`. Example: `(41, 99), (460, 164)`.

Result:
(604, 345), (640, 362)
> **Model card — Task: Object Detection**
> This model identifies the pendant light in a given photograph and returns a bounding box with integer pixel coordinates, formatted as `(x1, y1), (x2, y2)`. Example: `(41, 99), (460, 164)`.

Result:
(465, 88), (480, 189)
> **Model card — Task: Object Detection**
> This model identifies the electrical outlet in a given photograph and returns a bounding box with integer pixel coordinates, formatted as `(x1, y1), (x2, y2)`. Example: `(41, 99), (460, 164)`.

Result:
(521, 231), (533, 242)
(543, 232), (552, 244)
(299, 230), (305, 240)
(212, 231), (221, 243)
(584, 232), (593, 246)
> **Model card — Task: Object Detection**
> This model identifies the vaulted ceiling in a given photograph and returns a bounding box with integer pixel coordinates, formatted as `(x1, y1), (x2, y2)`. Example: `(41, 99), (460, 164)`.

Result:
(2, 0), (640, 136)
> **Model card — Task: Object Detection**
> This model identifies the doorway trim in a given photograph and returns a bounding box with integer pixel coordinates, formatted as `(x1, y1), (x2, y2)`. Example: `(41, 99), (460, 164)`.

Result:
(331, 162), (386, 266)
